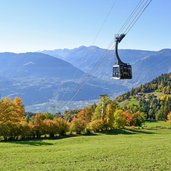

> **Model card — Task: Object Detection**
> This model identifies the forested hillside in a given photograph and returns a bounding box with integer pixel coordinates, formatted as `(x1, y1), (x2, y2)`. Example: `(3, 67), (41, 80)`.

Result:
(116, 73), (171, 120)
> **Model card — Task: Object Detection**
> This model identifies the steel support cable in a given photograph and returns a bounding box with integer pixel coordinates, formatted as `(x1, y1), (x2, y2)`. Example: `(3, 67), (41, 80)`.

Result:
(93, 0), (118, 42)
(124, 0), (152, 34)
(118, 0), (145, 34)
(61, 41), (115, 110)
(59, 0), (153, 111)
(57, 0), (118, 112)
(59, 1), (118, 111)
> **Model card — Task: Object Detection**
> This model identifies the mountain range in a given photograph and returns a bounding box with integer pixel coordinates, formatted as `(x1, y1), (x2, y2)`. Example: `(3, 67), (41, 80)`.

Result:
(42, 47), (171, 86)
(0, 52), (127, 113)
(0, 46), (170, 113)
(42, 46), (156, 81)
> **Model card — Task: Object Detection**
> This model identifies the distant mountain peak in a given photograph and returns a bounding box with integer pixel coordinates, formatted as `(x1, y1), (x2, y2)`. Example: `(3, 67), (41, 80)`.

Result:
(158, 48), (171, 53)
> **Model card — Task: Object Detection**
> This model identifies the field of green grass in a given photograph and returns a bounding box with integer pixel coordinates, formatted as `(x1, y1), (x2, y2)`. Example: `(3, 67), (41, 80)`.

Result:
(0, 122), (171, 171)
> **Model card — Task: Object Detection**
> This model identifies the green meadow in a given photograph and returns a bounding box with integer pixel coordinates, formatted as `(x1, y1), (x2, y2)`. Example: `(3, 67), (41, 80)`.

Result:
(0, 122), (171, 171)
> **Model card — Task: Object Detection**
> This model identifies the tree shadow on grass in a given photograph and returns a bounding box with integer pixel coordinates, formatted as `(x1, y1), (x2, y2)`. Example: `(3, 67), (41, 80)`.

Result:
(6, 135), (76, 146)
(9, 140), (54, 146)
(103, 128), (154, 135)
(125, 128), (154, 134)
(3, 129), (155, 145)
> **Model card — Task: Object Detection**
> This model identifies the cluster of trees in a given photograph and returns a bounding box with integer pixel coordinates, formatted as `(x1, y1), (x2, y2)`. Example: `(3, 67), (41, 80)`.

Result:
(119, 94), (171, 122)
(70, 95), (146, 134)
(0, 97), (69, 141)
(115, 73), (171, 121)
(0, 95), (146, 141)
(138, 95), (171, 121)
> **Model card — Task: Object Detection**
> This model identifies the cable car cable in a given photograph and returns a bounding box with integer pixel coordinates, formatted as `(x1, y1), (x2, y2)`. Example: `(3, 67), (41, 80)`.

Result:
(113, 0), (152, 80)
(61, 40), (115, 110)
(58, 0), (118, 111)
(119, 0), (152, 35)
(60, 1), (118, 111)
(93, 0), (118, 42)
(124, 0), (152, 34)
(118, 0), (145, 34)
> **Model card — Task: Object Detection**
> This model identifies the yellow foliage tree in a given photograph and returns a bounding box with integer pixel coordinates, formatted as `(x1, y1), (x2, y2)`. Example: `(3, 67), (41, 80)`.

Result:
(13, 96), (25, 121)
(87, 119), (103, 132)
(31, 113), (47, 138)
(43, 119), (58, 138)
(70, 117), (86, 134)
(0, 97), (26, 140)
(54, 117), (69, 135)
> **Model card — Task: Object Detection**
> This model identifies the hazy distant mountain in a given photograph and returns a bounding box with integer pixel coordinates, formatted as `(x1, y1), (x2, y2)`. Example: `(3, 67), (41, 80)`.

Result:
(0, 52), (85, 79)
(42, 46), (156, 80)
(0, 52), (127, 112)
(132, 49), (171, 84)
(42, 46), (171, 86)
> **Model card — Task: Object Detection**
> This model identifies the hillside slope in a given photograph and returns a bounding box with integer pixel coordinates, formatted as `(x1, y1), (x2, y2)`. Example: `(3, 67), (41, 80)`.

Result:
(116, 72), (171, 120)
(132, 49), (171, 84)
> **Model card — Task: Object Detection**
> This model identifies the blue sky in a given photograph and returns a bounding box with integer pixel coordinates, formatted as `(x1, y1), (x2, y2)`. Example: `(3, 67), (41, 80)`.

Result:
(0, 0), (170, 52)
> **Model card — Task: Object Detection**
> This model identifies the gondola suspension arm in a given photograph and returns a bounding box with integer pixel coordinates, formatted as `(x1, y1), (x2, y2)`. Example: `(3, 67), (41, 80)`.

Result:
(115, 33), (126, 65)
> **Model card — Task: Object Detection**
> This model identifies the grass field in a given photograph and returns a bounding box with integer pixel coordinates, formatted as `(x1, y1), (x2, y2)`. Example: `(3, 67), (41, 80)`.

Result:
(0, 122), (171, 171)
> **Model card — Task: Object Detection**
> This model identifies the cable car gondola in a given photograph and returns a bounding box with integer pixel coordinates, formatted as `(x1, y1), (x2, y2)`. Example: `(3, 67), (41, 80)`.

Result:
(112, 34), (132, 79)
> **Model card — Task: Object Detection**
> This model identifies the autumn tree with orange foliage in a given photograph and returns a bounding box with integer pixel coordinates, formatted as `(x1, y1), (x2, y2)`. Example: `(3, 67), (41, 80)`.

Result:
(70, 117), (86, 134)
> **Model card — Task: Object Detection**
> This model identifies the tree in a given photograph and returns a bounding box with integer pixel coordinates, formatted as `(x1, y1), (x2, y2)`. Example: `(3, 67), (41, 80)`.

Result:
(92, 95), (111, 121)
(31, 113), (47, 138)
(54, 117), (69, 135)
(70, 117), (86, 134)
(0, 97), (24, 140)
(113, 109), (127, 129)
(132, 111), (146, 127)
(13, 96), (25, 121)
(123, 110), (133, 126)
(76, 106), (93, 124)
(88, 119), (104, 132)
(18, 121), (32, 140)
(0, 97), (19, 123)
(105, 103), (115, 129)
(43, 119), (58, 138)
(0, 121), (19, 141)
